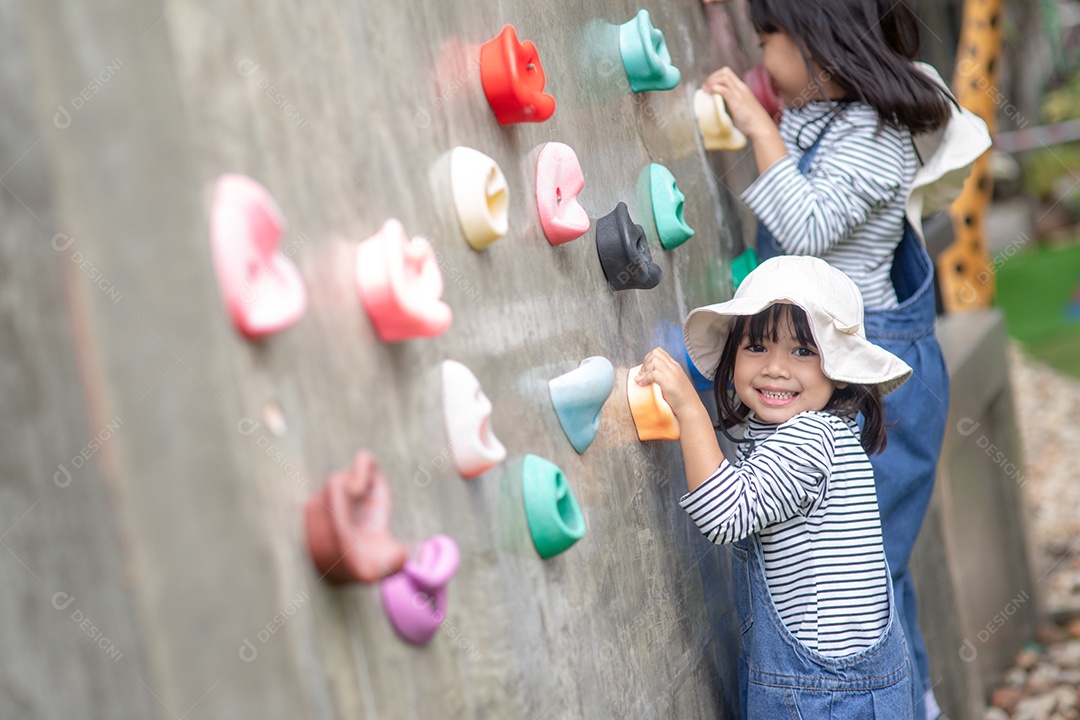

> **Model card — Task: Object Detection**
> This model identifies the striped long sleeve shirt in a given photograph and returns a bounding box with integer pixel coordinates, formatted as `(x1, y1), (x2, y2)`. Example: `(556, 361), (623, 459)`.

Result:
(679, 411), (890, 657)
(742, 101), (917, 310)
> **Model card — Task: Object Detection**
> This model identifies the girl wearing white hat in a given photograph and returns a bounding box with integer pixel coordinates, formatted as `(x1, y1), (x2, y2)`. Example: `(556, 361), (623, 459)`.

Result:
(701, 2), (989, 716)
(636, 256), (915, 718)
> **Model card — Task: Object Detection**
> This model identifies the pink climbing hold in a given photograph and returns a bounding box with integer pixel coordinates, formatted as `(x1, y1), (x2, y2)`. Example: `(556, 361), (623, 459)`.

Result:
(356, 218), (453, 342)
(305, 451), (408, 584)
(535, 142), (590, 246)
(209, 174), (307, 338)
(381, 534), (461, 645)
(743, 63), (783, 123)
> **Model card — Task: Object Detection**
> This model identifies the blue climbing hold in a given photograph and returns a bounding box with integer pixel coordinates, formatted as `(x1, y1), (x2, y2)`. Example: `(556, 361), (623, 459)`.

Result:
(684, 346), (713, 392)
(549, 357), (615, 454)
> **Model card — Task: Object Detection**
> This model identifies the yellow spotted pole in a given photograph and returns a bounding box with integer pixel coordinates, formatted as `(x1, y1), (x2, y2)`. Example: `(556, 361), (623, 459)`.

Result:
(939, 0), (1004, 311)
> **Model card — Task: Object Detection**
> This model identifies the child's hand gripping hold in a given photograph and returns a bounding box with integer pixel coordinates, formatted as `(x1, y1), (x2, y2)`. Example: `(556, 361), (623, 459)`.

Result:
(635, 348), (724, 493)
(634, 348), (701, 422)
(702, 67), (788, 174)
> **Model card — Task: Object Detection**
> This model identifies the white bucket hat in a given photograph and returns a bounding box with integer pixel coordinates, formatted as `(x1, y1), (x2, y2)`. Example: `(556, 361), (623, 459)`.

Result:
(684, 256), (912, 397)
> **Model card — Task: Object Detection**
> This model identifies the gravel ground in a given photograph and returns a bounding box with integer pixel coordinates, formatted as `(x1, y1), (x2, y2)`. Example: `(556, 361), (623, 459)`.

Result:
(982, 345), (1080, 720)
(1009, 344), (1080, 614)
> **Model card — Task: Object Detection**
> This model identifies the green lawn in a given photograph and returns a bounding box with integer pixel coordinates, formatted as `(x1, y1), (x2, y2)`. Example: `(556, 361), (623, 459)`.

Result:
(995, 241), (1080, 377)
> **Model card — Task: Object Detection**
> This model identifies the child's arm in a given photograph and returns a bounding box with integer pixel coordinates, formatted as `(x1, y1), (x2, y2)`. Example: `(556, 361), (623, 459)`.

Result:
(637, 351), (835, 545)
(635, 348), (723, 493)
(702, 67), (787, 175)
(681, 414), (835, 544)
(740, 115), (908, 258)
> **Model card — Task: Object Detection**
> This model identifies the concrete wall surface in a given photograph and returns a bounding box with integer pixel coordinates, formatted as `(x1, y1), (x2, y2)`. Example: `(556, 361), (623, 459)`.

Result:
(1, 0), (753, 718)
(0, 0), (1033, 718)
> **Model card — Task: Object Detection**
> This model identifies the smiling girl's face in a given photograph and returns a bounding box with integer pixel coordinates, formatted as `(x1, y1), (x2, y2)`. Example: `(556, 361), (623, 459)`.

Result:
(732, 306), (839, 424)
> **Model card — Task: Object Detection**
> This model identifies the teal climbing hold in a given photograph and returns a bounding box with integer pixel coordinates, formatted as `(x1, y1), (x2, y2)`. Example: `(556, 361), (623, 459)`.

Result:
(548, 357), (615, 454)
(649, 164), (694, 250)
(618, 9), (681, 92)
(731, 247), (758, 289)
(521, 455), (586, 559)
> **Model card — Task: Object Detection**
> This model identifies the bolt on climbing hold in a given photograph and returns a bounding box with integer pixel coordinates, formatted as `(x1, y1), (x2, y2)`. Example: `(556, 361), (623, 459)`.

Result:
(693, 89), (747, 151)
(521, 454), (586, 559)
(209, 173), (307, 338)
(596, 202), (662, 291)
(305, 451), (408, 583)
(442, 359), (507, 479)
(356, 218), (452, 342)
(743, 63), (783, 123)
(548, 357), (614, 454)
(381, 534), (461, 644)
(627, 364), (681, 441)
(618, 9), (681, 92)
(450, 146), (510, 250)
(535, 142), (590, 246)
(480, 24), (556, 125)
(649, 163), (695, 250)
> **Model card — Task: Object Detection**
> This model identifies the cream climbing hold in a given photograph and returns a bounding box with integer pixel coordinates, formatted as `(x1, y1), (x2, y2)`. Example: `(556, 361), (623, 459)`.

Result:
(693, 89), (747, 151)
(441, 359), (507, 478)
(450, 147), (509, 250)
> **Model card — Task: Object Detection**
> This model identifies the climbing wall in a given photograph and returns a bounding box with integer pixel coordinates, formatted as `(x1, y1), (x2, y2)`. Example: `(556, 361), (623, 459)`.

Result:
(1, 0), (755, 717)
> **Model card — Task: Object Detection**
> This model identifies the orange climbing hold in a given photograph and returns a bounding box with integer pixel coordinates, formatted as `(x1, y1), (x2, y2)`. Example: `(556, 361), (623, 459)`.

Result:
(626, 364), (680, 441)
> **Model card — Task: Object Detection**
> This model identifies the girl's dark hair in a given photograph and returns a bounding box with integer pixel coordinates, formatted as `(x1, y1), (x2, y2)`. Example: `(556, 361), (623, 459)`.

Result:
(713, 304), (888, 454)
(749, 0), (952, 134)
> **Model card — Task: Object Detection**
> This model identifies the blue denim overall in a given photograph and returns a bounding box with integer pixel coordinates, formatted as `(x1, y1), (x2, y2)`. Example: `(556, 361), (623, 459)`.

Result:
(756, 131), (948, 720)
(732, 533), (914, 719)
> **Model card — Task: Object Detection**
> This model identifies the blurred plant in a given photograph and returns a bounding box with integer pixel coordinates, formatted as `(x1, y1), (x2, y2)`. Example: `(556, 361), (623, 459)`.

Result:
(1041, 0), (1080, 83)
(1042, 70), (1080, 123)
(1021, 142), (1080, 199)
(1021, 62), (1080, 204)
